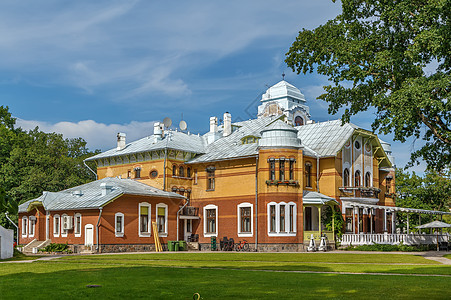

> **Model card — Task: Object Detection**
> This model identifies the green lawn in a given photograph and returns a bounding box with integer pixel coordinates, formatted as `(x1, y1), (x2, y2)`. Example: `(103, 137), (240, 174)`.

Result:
(1, 252), (450, 299)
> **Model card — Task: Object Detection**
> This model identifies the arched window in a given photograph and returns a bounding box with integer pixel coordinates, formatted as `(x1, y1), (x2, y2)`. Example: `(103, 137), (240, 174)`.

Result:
(365, 172), (371, 187)
(172, 165), (177, 176)
(305, 162), (312, 187)
(343, 168), (350, 187)
(355, 170), (361, 187)
(295, 116), (304, 126)
(186, 167), (191, 178)
(179, 166), (184, 177)
(269, 158), (275, 180)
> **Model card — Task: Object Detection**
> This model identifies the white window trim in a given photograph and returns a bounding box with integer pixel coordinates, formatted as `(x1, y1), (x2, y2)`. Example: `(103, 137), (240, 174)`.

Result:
(22, 216), (28, 237)
(203, 204), (218, 237)
(61, 214), (68, 237)
(138, 202), (151, 237)
(74, 213), (82, 237)
(156, 203), (168, 237)
(237, 202), (253, 237)
(267, 202), (297, 237)
(29, 216), (36, 238)
(53, 214), (60, 237)
(115, 212), (125, 237)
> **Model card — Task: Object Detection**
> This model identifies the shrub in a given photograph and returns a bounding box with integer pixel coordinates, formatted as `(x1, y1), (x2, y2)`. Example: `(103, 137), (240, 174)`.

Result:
(39, 243), (71, 253)
(344, 243), (434, 252)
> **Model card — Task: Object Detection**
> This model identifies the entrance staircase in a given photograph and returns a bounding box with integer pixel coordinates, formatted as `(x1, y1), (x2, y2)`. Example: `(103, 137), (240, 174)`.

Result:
(22, 239), (51, 254)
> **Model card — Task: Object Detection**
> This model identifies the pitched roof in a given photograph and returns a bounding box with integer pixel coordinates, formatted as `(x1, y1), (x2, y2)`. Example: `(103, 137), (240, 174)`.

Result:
(85, 131), (206, 161)
(18, 177), (185, 213)
(303, 190), (339, 205)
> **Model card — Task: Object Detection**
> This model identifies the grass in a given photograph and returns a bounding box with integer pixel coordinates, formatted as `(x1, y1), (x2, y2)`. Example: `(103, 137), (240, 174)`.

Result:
(1, 252), (450, 299)
(0, 249), (42, 262)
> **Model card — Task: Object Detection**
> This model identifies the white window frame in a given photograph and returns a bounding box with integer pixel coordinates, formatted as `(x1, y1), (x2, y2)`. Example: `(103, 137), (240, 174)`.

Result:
(267, 202), (297, 237)
(29, 216), (36, 238)
(237, 203), (253, 237)
(203, 204), (218, 237)
(61, 213), (68, 237)
(138, 202), (151, 237)
(22, 216), (28, 237)
(53, 214), (60, 237)
(115, 212), (125, 237)
(156, 203), (168, 237)
(74, 213), (82, 237)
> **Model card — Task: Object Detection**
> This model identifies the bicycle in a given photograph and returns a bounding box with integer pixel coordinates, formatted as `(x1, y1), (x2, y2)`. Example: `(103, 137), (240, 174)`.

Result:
(234, 240), (250, 251)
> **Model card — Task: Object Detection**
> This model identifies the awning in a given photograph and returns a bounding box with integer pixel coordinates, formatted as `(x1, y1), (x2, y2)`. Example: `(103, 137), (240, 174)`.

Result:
(417, 221), (451, 229)
(341, 201), (451, 216)
(303, 191), (339, 206)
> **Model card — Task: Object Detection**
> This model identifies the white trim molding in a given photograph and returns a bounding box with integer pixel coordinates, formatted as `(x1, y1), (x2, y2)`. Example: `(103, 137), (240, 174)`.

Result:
(203, 204), (218, 238)
(267, 202), (297, 237)
(74, 213), (82, 237)
(115, 212), (125, 237)
(21, 216), (28, 237)
(156, 203), (168, 237)
(53, 214), (60, 237)
(61, 213), (68, 237)
(237, 202), (253, 237)
(138, 202), (151, 237)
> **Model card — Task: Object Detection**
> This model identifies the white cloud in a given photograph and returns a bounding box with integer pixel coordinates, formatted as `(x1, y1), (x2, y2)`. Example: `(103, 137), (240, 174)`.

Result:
(16, 118), (156, 151)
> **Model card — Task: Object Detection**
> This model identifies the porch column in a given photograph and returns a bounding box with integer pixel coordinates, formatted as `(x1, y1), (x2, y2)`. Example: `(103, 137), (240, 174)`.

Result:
(318, 206), (322, 235)
(392, 211), (396, 234)
(369, 209), (373, 234)
(407, 214), (410, 234)
(362, 208), (368, 233)
(383, 209), (387, 232)
(357, 207), (360, 234)
(352, 206), (356, 234)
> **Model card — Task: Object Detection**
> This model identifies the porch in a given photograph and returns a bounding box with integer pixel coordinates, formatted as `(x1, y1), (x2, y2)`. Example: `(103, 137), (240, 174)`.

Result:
(341, 232), (450, 246)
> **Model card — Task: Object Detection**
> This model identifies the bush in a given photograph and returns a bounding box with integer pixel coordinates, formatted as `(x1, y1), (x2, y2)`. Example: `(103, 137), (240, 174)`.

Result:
(39, 243), (72, 253)
(344, 243), (434, 252)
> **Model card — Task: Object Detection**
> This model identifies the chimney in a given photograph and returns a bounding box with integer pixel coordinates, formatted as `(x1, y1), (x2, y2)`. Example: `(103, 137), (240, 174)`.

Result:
(223, 112), (232, 137)
(154, 122), (163, 142)
(210, 116), (218, 133)
(117, 133), (126, 150)
(100, 182), (114, 197)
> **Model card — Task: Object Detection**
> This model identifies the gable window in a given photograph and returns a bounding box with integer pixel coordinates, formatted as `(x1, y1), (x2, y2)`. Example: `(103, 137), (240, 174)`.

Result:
(269, 159), (275, 180)
(365, 172), (371, 187)
(139, 203), (151, 237)
(22, 217), (28, 237)
(289, 159), (295, 180)
(53, 214), (60, 237)
(237, 203), (253, 237)
(295, 116), (304, 126)
(134, 167), (141, 179)
(29, 217), (36, 237)
(267, 202), (296, 236)
(206, 167), (215, 191)
(179, 166), (184, 177)
(279, 159), (285, 181)
(74, 213), (82, 237)
(355, 170), (361, 187)
(343, 168), (350, 187)
(203, 204), (218, 237)
(156, 203), (168, 236)
(305, 162), (312, 187)
(187, 167), (191, 178)
(115, 213), (124, 237)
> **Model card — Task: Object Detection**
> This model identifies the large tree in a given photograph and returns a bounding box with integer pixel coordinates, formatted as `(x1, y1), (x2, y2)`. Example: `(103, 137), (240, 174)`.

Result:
(286, 0), (450, 171)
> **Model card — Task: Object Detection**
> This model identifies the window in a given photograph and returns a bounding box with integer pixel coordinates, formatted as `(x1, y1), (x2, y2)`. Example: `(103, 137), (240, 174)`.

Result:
(74, 213), (82, 237)
(29, 217), (36, 237)
(150, 170), (158, 178)
(355, 170), (361, 187)
(61, 214), (68, 237)
(172, 186), (178, 193)
(139, 203), (151, 237)
(179, 166), (184, 177)
(194, 169), (198, 184)
(354, 141), (360, 149)
(173, 165), (177, 176)
(187, 167), (191, 178)
(267, 202), (296, 236)
(295, 116), (304, 126)
(22, 217), (28, 237)
(345, 208), (353, 232)
(156, 203), (168, 236)
(305, 162), (312, 187)
(343, 168), (350, 187)
(127, 170), (131, 179)
(237, 203), (253, 237)
(289, 159), (295, 180)
(203, 204), (218, 237)
(269, 159), (275, 180)
(365, 172), (371, 187)
(115, 213), (124, 237)
(134, 167), (141, 178)
(53, 214), (60, 237)
(207, 167), (215, 190)
(186, 190), (191, 200)
(279, 159), (285, 181)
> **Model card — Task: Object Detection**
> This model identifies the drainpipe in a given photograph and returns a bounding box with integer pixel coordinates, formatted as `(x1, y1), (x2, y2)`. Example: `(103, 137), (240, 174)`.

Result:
(5, 212), (19, 244)
(255, 155), (259, 251)
(83, 160), (98, 180)
(96, 207), (103, 252)
(176, 198), (189, 241)
(162, 131), (172, 191)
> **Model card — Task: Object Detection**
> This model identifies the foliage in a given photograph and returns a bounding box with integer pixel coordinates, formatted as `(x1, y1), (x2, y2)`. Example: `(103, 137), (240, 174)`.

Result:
(39, 243), (70, 253)
(0, 106), (98, 229)
(344, 243), (434, 252)
(286, 0), (451, 171)
(322, 205), (345, 239)
(395, 168), (451, 231)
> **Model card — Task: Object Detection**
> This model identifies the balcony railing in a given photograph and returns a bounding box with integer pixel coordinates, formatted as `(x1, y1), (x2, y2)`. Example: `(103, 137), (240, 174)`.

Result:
(179, 206), (199, 217)
(340, 233), (449, 246)
(339, 187), (381, 198)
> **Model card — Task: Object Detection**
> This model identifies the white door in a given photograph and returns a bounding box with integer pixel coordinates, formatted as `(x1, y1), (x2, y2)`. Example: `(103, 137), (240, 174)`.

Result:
(85, 224), (94, 246)
(184, 219), (192, 241)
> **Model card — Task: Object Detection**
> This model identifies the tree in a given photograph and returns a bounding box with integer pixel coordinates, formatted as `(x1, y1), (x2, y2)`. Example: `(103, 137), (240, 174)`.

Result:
(286, 0), (450, 171)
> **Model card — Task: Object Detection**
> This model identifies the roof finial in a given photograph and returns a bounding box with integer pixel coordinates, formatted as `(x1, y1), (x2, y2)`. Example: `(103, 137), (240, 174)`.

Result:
(282, 72), (285, 81)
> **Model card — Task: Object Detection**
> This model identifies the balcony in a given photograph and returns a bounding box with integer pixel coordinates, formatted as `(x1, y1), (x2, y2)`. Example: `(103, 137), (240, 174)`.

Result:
(339, 187), (381, 199)
(266, 180), (299, 187)
(179, 206), (199, 219)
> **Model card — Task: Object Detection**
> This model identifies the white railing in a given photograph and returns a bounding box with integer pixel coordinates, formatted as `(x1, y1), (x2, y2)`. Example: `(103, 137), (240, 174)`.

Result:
(340, 233), (449, 246)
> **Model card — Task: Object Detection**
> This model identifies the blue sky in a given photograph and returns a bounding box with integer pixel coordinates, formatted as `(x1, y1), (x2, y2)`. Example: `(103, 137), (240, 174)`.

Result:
(1, 0), (425, 172)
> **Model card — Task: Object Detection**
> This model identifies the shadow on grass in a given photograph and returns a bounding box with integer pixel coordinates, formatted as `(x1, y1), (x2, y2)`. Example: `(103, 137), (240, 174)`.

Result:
(1, 264), (450, 299)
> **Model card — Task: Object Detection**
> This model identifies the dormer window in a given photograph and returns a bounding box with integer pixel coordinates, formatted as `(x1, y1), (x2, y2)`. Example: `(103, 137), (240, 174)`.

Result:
(241, 135), (259, 144)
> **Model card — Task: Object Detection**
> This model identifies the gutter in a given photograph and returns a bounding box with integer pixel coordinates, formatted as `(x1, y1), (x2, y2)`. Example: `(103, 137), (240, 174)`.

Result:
(5, 212), (19, 244)
(96, 207), (103, 252)
(83, 160), (98, 180)
(176, 198), (189, 241)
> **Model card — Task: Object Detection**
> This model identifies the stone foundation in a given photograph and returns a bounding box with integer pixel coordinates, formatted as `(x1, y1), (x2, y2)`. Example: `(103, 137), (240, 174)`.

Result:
(99, 244), (158, 253)
(199, 243), (306, 252)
